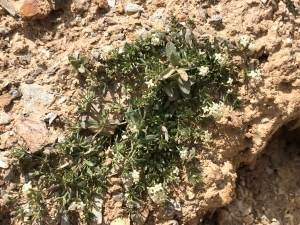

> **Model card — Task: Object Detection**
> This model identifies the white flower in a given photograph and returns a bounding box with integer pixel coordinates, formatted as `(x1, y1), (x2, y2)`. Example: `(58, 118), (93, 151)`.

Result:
(172, 167), (179, 176)
(145, 79), (155, 88)
(203, 130), (212, 143)
(239, 35), (250, 48)
(69, 201), (85, 211)
(122, 135), (128, 140)
(132, 170), (140, 184)
(22, 182), (32, 196)
(148, 183), (167, 204)
(129, 125), (138, 133)
(227, 78), (233, 85)
(198, 66), (210, 76)
(206, 102), (225, 120)
(227, 88), (233, 93)
(151, 34), (161, 46)
(248, 69), (262, 82)
(179, 147), (195, 162)
(22, 203), (31, 214)
(214, 53), (228, 66)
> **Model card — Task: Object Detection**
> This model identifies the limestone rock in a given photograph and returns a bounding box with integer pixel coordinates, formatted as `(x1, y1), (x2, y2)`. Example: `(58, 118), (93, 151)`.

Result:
(72, 0), (90, 12)
(0, 93), (12, 108)
(20, 83), (54, 115)
(14, 117), (57, 153)
(0, 112), (12, 125)
(0, 0), (16, 16)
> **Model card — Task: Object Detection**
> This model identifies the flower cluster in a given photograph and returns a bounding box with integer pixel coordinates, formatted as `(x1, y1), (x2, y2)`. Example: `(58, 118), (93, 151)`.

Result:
(132, 169), (140, 184)
(214, 53), (228, 66)
(202, 130), (212, 143)
(145, 79), (155, 88)
(248, 69), (262, 83)
(198, 66), (210, 76)
(151, 33), (161, 46)
(239, 35), (250, 48)
(179, 147), (196, 162)
(69, 201), (86, 211)
(203, 102), (225, 120)
(148, 183), (167, 204)
(22, 181), (32, 197)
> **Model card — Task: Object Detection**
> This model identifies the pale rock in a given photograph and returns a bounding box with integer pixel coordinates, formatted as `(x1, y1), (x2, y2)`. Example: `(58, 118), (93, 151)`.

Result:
(20, 83), (54, 115)
(0, 93), (12, 108)
(0, 131), (10, 149)
(14, 117), (57, 153)
(72, 0), (90, 11)
(0, 0), (16, 16)
(0, 159), (8, 168)
(0, 112), (12, 125)
(124, 2), (144, 14)
(107, 0), (115, 7)
(0, 153), (9, 168)
(44, 112), (57, 125)
(208, 15), (223, 27)
(9, 89), (22, 99)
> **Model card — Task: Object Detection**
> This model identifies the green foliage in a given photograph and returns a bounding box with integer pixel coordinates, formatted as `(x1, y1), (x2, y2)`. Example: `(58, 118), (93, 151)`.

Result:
(10, 17), (246, 223)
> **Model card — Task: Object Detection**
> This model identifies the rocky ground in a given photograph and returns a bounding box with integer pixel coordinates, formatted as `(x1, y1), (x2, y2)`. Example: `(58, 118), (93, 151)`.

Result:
(1, 0), (300, 224)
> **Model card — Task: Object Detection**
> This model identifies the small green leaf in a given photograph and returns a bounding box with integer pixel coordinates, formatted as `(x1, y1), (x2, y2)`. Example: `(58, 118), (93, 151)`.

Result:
(178, 77), (191, 94)
(84, 159), (94, 167)
(145, 135), (157, 141)
(177, 69), (189, 81)
(159, 68), (176, 80)
(68, 56), (80, 68)
(81, 56), (88, 65)
(87, 167), (93, 176)
(166, 42), (177, 60)
(163, 85), (174, 97)
(169, 52), (180, 67)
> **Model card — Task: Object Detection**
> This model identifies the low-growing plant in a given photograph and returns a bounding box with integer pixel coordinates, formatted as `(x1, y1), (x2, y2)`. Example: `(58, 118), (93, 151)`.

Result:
(9, 17), (256, 224)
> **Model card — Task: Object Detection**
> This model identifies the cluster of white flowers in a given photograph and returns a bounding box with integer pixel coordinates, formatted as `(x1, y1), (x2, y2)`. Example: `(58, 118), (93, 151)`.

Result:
(227, 77), (233, 85)
(202, 130), (212, 143)
(198, 66), (210, 76)
(148, 183), (167, 204)
(239, 35), (250, 48)
(129, 124), (138, 133)
(179, 147), (196, 162)
(145, 79), (155, 88)
(214, 53), (228, 66)
(22, 203), (31, 214)
(203, 102), (225, 120)
(151, 33), (161, 46)
(172, 167), (179, 176)
(131, 169), (140, 184)
(69, 201), (86, 211)
(248, 69), (262, 82)
(22, 181), (32, 197)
